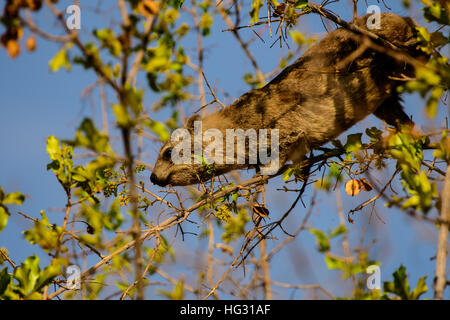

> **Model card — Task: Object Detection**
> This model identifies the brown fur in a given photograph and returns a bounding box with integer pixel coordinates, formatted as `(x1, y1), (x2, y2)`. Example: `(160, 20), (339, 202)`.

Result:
(151, 13), (427, 186)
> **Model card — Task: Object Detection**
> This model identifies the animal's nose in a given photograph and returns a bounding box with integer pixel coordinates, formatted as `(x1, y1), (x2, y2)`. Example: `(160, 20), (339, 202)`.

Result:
(150, 173), (158, 184)
(150, 173), (167, 186)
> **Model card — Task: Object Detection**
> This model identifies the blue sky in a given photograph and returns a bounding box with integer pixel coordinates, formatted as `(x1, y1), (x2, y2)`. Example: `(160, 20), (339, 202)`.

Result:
(0, 0), (448, 299)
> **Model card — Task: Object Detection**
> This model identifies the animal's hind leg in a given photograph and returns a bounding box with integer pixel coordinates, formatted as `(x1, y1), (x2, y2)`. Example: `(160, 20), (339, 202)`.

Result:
(374, 95), (414, 130)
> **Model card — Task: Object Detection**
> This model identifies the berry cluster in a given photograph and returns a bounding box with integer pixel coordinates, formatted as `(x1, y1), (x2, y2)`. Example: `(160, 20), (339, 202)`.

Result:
(0, 0), (58, 58)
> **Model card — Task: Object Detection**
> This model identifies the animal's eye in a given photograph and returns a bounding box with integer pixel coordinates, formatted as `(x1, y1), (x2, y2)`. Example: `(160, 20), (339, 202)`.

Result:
(163, 148), (172, 160)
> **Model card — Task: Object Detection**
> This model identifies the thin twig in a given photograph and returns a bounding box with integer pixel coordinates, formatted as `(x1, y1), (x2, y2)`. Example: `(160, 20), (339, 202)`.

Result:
(202, 72), (227, 109)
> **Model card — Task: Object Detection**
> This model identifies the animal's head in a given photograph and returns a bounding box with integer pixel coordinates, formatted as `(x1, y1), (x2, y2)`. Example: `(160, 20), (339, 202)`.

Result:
(358, 13), (430, 62)
(150, 114), (215, 187)
(150, 112), (279, 186)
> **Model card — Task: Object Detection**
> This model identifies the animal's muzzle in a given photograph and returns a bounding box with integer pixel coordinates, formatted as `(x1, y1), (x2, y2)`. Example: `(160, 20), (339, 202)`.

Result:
(150, 173), (166, 186)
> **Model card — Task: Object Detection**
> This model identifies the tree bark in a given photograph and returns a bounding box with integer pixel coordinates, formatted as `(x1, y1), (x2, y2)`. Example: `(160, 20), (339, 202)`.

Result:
(434, 164), (450, 299)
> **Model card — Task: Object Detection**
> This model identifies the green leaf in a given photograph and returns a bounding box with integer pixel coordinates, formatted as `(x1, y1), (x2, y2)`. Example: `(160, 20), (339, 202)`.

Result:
(112, 104), (132, 128)
(324, 255), (344, 270)
(411, 276), (428, 300)
(46, 160), (60, 171)
(46, 136), (61, 161)
(0, 206), (9, 233)
(416, 67), (441, 86)
(23, 211), (60, 251)
(69, 118), (114, 154)
(49, 48), (71, 72)
(94, 29), (122, 57)
(168, 0), (184, 8)
(294, 0), (308, 9)
(310, 228), (330, 252)
(72, 174), (87, 182)
(344, 133), (362, 154)
(365, 127), (383, 141)
(383, 265), (410, 299)
(146, 72), (160, 92)
(401, 195), (420, 209)
(328, 163), (342, 181)
(282, 168), (294, 181)
(86, 273), (105, 299)
(423, 3), (449, 25)
(104, 199), (124, 230)
(0, 268), (11, 295)
(14, 255), (41, 297)
(430, 31), (448, 48)
(79, 234), (100, 246)
(146, 120), (170, 142)
(158, 278), (184, 300)
(116, 281), (136, 296)
(288, 30), (313, 48)
(329, 225), (346, 238)
(125, 86), (144, 117)
(4, 192), (25, 206)
(35, 262), (61, 292)
(200, 13), (213, 36)
(222, 208), (250, 243)
(249, 0), (264, 23)
(426, 87), (444, 118)
(433, 129), (450, 161)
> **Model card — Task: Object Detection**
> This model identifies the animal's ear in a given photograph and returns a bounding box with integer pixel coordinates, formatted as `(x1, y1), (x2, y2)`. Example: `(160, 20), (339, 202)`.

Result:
(184, 114), (201, 133)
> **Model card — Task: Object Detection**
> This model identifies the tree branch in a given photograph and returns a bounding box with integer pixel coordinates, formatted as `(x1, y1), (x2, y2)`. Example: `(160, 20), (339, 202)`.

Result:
(434, 163), (450, 299)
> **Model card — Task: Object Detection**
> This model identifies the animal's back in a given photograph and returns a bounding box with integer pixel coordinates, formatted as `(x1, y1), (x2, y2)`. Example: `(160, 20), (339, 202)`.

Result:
(217, 13), (421, 160)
